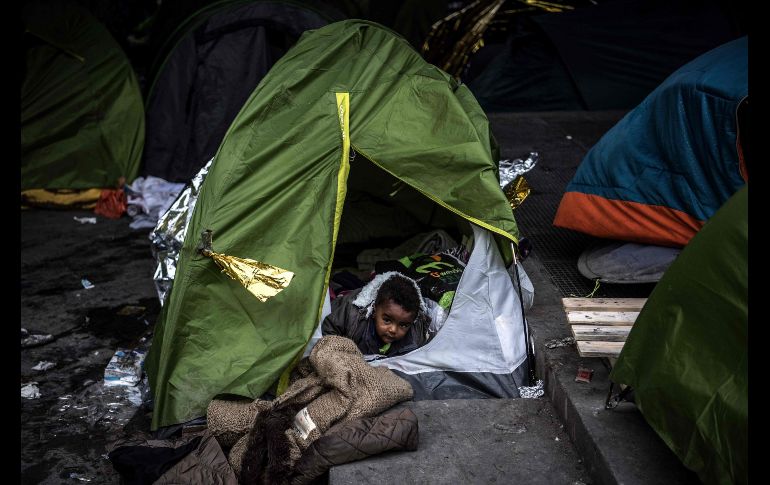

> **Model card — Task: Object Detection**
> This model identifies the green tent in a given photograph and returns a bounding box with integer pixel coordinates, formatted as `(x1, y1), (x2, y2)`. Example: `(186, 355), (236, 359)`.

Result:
(21, 0), (144, 191)
(610, 184), (747, 485)
(146, 19), (521, 430)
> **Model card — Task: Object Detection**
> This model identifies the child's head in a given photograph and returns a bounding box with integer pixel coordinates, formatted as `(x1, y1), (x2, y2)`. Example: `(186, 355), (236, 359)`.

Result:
(373, 274), (421, 344)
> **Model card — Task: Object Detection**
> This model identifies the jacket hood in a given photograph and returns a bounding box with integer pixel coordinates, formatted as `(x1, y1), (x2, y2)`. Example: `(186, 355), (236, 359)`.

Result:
(352, 271), (427, 319)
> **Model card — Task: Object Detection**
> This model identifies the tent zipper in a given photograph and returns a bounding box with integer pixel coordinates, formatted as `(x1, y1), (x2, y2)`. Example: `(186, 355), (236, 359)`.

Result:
(278, 91), (351, 394)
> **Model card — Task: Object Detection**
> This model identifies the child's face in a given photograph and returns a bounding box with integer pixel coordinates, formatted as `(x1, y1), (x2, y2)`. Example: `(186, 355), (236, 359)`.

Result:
(374, 299), (416, 344)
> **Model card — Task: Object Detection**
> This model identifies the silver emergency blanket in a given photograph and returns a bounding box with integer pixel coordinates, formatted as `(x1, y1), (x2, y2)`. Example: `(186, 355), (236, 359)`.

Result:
(150, 159), (212, 304)
(498, 152), (538, 188)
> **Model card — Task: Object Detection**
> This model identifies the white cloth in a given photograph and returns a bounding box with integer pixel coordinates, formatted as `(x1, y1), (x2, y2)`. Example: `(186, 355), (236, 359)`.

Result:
(126, 176), (185, 230)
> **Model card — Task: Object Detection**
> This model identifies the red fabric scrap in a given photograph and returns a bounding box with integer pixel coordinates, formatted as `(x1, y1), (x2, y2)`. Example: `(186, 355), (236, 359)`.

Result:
(94, 188), (127, 219)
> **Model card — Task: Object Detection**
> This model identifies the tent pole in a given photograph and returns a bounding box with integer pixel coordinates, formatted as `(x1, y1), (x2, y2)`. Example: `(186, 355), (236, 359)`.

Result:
(513, 250), (536, 386)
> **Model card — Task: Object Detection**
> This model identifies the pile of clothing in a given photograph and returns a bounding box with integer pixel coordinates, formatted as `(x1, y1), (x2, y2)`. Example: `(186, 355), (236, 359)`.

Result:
(108, 336), (418, 484)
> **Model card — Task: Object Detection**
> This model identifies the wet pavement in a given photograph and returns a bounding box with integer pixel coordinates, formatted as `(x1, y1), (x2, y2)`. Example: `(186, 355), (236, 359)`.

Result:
(21, 210), (159, 484)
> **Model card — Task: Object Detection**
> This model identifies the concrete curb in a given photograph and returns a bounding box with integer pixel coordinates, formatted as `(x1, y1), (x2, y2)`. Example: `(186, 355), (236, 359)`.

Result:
(522, 254), (700, 485)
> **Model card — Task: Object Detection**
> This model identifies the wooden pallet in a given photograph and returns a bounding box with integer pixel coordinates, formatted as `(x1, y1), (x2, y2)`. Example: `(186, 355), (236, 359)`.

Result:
(562, 298), (647, 358)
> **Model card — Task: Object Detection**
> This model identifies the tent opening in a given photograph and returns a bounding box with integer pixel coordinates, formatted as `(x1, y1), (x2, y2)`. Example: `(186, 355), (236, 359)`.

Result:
(322, 148), (475, 346)
(334, 149), (471, 274)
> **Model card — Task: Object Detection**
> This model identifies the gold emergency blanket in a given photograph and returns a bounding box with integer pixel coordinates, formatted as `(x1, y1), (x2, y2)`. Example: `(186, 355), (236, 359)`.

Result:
(203, 250), (294, 302)
(503, 176), (531, 211)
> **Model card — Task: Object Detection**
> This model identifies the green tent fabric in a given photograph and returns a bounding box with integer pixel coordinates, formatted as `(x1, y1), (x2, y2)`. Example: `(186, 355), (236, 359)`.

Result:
(21, 0), (144, 191)
(610, 184), (747, 485)
(146, 19), (519, 430)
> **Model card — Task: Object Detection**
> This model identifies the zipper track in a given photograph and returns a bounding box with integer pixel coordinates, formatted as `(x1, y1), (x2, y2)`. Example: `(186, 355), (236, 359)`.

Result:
(278, 92), (351, 394)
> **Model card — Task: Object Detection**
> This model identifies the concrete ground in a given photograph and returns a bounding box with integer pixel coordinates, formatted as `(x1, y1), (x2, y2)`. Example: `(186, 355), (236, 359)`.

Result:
(491, 112), (701, 484)
(20, 111), (701, 484)
(331, 399), (590, 484)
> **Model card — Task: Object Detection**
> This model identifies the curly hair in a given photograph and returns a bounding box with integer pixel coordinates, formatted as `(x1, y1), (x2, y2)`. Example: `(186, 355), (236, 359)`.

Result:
(375, 274), (421, 315)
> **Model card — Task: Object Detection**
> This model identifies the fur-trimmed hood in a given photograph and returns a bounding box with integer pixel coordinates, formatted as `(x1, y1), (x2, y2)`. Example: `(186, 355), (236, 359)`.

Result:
(352, 271), (427, 319)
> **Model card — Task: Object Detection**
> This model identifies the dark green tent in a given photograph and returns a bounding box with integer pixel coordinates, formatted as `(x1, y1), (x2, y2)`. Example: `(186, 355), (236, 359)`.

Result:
(146, 19), (524, 430)
(610, 184), (747, 485)
(468, 0), (744, 112)
(142, 0), (342, 183)
(21, 0), (144, 191)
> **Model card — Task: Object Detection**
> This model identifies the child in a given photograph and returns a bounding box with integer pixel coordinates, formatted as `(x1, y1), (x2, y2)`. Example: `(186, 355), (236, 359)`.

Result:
(321, 272), (433, 357)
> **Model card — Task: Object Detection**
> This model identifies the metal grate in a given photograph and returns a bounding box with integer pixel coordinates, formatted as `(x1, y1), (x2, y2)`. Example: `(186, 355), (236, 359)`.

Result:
(487, 111), (656, 299)
(507, 119), (655, 299)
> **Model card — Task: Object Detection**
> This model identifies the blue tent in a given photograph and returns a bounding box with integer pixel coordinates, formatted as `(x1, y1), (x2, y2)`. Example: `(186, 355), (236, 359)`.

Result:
(554, 36), (747, 248)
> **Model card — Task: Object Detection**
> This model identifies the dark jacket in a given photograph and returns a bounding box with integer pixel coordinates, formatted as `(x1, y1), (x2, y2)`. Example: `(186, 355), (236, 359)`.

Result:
(321, 287), (431, 357)
(291, 405), (419, 485)
(107, 430), (238, 485)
